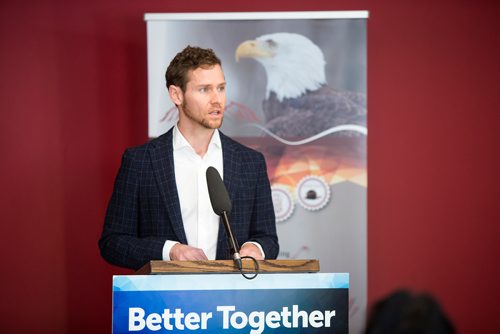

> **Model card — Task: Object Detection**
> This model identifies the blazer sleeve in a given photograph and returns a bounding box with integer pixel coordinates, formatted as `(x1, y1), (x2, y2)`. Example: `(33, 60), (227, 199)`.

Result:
(98, 149), (165, 270)
(247, 152), (279, 259)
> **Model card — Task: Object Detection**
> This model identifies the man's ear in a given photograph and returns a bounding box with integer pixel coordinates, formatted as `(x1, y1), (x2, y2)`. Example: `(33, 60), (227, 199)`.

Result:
(168, 85), (183, 106)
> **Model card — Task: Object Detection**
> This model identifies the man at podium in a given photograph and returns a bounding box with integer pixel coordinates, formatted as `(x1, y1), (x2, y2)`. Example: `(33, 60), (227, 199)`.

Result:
(99, 46), (279, 270)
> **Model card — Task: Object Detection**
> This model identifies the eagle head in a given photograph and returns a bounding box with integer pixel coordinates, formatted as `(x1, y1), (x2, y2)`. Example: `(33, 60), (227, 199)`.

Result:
(235, 32), (326, 102)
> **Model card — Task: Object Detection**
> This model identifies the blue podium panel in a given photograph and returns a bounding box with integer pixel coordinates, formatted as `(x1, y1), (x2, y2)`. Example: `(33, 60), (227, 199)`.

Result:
(112, 273), (349, 334)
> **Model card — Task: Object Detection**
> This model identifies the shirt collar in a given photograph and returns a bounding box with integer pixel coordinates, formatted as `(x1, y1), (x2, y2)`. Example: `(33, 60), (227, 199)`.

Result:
(173, 124), (222, 151)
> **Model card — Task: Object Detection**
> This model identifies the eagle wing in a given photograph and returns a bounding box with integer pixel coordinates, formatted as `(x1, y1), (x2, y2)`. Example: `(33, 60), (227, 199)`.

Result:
(264, 86), (366, 138)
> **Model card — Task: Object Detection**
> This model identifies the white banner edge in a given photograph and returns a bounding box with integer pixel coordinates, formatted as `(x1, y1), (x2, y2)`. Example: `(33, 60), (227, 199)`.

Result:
(144, 11), (370, 22)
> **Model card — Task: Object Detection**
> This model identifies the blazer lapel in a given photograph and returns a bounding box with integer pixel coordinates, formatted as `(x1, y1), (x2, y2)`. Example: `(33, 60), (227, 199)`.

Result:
(216, 133), (242, 259)
(149, 129), (187, 244)
(221, 132), (241, 201)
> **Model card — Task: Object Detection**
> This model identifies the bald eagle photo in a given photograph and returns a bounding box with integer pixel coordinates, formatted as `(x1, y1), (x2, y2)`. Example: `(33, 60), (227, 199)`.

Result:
(235, 32), (366, 139)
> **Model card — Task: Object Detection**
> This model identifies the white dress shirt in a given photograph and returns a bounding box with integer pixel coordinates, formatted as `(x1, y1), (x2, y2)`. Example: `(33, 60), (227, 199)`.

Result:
(162, 125), (223, 260)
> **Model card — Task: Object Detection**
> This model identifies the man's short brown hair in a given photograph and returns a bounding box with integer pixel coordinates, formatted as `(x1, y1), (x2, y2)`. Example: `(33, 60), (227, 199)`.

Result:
(165, 46), (222, 92)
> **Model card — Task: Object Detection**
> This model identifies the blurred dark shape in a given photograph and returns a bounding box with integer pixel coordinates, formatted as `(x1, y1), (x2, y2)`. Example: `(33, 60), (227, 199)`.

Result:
(365, 290), (455, 334)
(306, 190), (318, 199)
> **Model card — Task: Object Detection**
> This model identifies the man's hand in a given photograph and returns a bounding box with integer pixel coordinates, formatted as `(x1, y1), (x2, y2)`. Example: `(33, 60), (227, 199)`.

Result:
(170, 244), (209, 261)
(239, 243), (264, 260)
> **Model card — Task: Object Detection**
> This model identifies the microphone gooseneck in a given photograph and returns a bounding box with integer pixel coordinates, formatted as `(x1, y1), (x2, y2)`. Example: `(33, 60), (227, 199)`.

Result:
(222, 211), (242, 270)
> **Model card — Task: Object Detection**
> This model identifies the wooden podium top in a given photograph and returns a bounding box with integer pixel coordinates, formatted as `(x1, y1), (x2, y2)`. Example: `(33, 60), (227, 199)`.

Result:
(135, 259), (319, 275)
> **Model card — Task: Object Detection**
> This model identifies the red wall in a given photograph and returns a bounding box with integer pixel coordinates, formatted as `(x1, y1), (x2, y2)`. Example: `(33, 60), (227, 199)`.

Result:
(1, 0), (499, 333)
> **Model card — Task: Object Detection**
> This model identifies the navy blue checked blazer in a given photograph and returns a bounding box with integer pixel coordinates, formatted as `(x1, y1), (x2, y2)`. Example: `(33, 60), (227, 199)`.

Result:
(99, 128), (279, 270)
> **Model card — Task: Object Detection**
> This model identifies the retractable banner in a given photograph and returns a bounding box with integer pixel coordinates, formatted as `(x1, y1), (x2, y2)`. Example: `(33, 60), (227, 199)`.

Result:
(145, 11), (368, 333)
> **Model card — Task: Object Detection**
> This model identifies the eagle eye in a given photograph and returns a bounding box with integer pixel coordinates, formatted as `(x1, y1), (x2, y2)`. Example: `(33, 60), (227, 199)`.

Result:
(265, 39), (278, 49)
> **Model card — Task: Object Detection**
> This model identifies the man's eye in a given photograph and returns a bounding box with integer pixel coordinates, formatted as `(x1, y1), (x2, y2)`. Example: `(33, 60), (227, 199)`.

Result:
(217, 86), (225, 92)
(199, 87), (207, 93)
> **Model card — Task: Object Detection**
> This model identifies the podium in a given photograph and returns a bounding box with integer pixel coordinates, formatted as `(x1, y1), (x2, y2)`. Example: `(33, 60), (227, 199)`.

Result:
(112, 260), (349, 333)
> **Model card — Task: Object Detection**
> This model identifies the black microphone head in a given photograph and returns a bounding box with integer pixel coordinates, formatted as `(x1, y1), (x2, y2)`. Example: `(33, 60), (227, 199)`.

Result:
(206, 166), (232, 215)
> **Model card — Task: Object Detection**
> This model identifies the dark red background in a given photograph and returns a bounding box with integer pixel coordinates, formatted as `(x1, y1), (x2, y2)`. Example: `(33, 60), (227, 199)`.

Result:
(1, 0), (499, 333)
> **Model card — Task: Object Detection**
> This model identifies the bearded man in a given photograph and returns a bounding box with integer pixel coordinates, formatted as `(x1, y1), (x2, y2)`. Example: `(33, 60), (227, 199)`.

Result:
(99, 46), (279, 270)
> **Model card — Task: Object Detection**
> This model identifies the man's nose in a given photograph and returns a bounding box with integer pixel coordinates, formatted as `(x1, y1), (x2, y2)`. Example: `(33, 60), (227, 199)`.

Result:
(210, 90), (224, 104)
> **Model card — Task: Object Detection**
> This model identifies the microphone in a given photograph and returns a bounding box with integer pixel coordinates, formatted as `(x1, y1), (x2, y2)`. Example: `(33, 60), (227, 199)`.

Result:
(206, 166), (242, 270)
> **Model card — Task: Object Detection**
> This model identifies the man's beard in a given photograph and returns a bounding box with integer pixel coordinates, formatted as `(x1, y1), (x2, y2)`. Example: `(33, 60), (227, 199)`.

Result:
(182, 100), (223, 129)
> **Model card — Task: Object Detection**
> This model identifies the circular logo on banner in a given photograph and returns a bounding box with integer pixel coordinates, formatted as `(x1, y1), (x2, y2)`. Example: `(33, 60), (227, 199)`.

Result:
(296, 176), (331, 211)
(271, 186), (295, 223)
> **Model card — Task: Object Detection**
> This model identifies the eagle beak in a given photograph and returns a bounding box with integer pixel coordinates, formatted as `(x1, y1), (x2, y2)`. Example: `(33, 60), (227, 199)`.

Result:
(235, 40), (273, 62)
